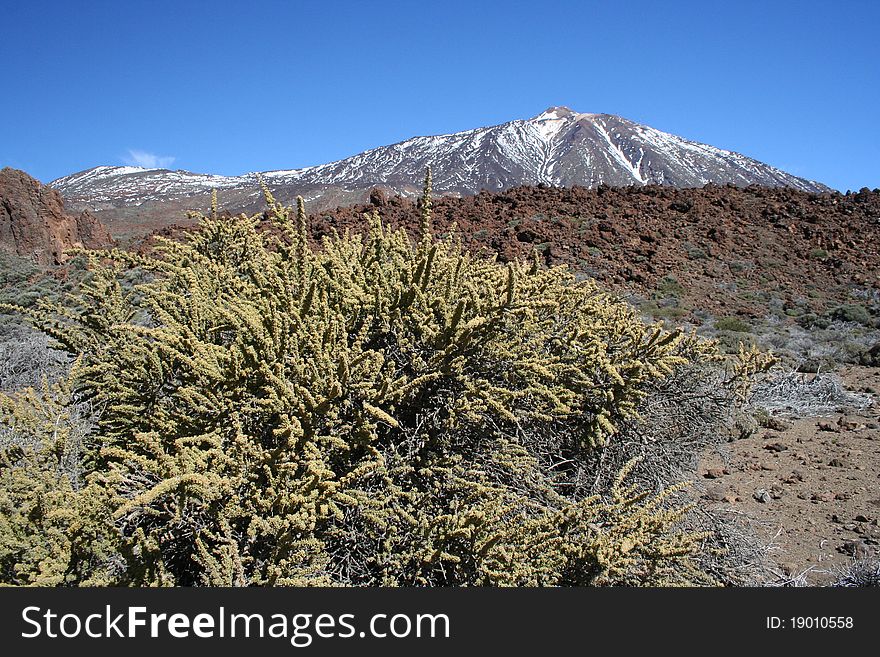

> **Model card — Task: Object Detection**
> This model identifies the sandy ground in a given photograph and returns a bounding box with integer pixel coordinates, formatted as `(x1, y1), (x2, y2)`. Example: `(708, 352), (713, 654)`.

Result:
(698, 365), (880, 585)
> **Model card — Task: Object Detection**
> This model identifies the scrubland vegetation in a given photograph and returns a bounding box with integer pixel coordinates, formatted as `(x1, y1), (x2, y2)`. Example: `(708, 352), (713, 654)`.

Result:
(3, 173), (869, 587)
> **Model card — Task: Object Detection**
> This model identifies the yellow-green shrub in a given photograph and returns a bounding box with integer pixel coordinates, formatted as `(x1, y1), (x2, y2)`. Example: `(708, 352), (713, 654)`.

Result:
(0, 379), (119, 585)
(1, 174), (716, 586)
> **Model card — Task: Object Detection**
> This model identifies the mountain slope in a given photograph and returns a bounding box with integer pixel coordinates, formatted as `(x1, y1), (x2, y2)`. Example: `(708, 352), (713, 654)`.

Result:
(262, 107), (826, 192)
(51, 107), (829, 237)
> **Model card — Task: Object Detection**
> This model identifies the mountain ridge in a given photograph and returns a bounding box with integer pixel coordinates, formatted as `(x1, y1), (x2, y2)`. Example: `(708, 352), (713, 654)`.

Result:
(50, 107), (830, 235)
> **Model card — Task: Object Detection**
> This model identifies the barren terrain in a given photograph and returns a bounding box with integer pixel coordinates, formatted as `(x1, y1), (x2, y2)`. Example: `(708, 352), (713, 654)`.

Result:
(700, 366), (879, 584)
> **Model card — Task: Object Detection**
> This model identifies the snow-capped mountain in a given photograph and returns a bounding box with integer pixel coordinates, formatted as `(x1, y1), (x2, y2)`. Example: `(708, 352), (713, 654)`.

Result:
(52, 107), (829, 217)
(51, 166), (252, 207)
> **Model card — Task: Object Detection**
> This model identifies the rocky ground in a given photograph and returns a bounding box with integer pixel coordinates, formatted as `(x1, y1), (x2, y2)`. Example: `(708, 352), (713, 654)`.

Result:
(700, 365), (880, 585)
(315, 183), (880, 319)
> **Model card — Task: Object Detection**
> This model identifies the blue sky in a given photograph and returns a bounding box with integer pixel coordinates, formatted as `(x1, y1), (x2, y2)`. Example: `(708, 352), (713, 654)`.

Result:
(1, 0), (877, 191)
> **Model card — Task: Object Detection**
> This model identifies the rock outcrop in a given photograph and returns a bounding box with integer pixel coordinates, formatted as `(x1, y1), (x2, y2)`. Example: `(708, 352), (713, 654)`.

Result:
(0, 167), (113, 265)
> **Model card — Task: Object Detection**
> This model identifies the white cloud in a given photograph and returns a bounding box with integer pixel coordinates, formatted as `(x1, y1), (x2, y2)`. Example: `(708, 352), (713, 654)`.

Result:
(123, 149), (176, 169)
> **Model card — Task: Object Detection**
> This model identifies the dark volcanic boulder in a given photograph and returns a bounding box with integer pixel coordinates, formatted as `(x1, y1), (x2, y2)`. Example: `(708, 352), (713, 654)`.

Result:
(368, 187), (388, 207)
(860, 342), (880, 367)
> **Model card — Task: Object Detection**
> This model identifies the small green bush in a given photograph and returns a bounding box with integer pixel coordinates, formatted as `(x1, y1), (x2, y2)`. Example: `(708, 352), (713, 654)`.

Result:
(684, 243), (708, 260)
(0, 252), (40, 286)
(827, 304), (872, 326)
(655, 275), (685, 299)
(714, 316), (752, 333)
(796, 312), (830, 330)
(714, 330), (757, 355)
(639, 301), (687, 324)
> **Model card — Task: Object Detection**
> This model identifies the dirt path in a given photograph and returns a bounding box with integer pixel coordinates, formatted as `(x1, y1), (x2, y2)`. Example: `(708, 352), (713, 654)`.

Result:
(698, 365), (880, 585)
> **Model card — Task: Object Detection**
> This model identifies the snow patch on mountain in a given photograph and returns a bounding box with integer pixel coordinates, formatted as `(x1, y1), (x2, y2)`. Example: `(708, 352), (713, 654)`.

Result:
(51, 107), (830, 211)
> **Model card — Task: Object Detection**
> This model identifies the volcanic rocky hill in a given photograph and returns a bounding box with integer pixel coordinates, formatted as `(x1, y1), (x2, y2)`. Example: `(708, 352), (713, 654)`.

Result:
(51, 107), (828, 240)
(310, 183), (880, 319)
(0, 167), (113, 265)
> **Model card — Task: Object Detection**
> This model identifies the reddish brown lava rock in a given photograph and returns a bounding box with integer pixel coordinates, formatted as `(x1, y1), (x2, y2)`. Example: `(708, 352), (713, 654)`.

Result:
(0, 167), (113, 265)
